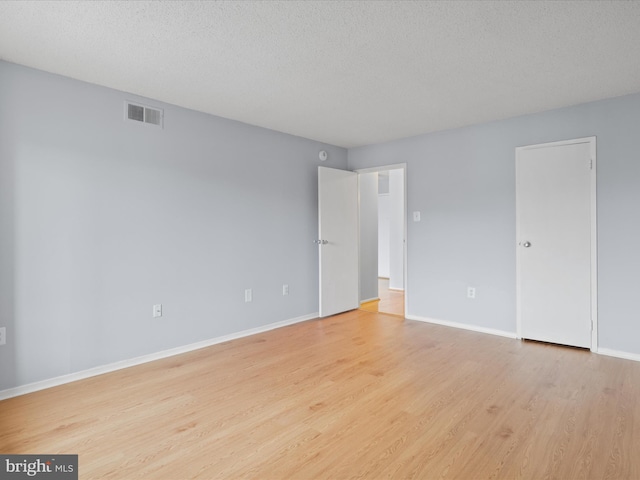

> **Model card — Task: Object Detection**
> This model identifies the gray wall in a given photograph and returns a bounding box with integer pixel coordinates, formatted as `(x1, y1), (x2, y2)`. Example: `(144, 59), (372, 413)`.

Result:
(378, 193), (390, 278)
(3, 59), (640, 392)
(358, 172), (378, 302)
(0, 61), (347, 391)
(388, 169), (404, 291)
(349, 93), (640, 355)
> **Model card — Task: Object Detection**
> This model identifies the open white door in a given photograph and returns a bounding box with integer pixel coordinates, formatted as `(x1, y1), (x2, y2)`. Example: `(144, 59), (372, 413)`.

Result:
(318, 166), (359, 317)
(516, 137), (596, 349)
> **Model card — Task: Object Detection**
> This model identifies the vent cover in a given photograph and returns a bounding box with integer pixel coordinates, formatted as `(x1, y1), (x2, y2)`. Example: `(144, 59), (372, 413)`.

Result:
(125, 101), (163, 127)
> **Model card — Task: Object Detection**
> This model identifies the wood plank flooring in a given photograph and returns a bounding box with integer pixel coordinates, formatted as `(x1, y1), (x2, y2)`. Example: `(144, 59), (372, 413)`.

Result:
(2, 310), (640, 479)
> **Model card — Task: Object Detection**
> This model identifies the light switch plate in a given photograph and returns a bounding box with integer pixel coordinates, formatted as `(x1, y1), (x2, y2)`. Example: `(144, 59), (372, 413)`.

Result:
(413, 211), (421, 222)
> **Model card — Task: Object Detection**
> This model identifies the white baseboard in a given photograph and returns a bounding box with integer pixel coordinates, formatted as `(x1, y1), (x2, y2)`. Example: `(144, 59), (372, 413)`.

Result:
(0, 312), (318, 401)
(597, 348), (640, 362)
(405, 314), (517, 339)
(360, 297), (379, 304)
(9, 312), (636, 401)
(406, 315), (640, 362)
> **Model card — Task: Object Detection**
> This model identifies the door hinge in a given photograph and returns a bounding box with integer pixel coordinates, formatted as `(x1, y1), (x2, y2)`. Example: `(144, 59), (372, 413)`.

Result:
(589, 159), (593, 170)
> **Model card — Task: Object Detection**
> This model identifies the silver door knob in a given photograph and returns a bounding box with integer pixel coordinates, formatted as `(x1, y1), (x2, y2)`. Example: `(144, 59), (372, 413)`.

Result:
(523, 241), (531, 248)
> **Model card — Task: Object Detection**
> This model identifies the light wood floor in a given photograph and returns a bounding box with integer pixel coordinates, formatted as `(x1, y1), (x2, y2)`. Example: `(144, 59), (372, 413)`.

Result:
(2, 310), (640, 479)
(359, 278), (404, 316)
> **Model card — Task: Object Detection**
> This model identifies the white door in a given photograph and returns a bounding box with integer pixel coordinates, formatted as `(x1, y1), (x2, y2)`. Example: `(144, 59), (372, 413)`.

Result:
(516, 137), (596, 349)
(318, 166), (359, 317)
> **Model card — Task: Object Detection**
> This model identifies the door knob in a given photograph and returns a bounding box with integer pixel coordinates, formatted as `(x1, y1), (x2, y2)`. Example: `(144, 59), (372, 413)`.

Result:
(523, 241), (531, 248)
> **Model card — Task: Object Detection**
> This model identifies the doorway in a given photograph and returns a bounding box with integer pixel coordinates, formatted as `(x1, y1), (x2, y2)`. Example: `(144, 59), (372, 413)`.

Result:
(360, 278), (404, 316)
(356, 165), (407, 317)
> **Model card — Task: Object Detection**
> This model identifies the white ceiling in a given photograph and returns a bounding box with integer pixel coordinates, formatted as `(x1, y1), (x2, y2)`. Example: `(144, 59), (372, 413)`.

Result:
(1, 1), (640, 148)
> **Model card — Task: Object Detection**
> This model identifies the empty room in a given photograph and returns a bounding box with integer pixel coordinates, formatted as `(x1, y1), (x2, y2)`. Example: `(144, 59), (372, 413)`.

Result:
(2, 1), (640, 478)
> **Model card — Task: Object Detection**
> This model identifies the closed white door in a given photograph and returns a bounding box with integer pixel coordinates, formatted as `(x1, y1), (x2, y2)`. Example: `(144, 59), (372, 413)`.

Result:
(318, 166), (359, 317)
(516, 137), (596, 349)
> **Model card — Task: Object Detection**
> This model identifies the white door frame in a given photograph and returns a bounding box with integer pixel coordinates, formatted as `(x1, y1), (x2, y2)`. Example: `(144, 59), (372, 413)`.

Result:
(354, 163), (408, 316)
(515, 137), (597, 351)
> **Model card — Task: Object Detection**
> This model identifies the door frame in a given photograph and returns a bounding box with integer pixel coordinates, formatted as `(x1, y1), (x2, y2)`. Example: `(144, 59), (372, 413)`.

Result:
(515, 136), (597, 351)
(354, 163), (408, 317)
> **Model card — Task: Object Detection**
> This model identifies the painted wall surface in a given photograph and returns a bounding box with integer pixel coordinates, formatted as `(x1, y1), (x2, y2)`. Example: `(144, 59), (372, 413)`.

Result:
(378, 172), (389, 194)
(348, 93), (640, 356)
(358, 172), (378, 302)
(0, 61), (347, 391)
(388, 169), (404, 291)
(378, 194), (390, 278)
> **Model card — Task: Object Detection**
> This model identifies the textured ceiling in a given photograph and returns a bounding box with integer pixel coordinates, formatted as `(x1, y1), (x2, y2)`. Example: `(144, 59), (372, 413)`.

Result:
(1, 1), (640, 148)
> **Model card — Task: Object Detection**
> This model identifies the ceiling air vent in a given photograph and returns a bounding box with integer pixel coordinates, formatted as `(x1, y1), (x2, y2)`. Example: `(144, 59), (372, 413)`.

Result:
(125, 101), (163, 128)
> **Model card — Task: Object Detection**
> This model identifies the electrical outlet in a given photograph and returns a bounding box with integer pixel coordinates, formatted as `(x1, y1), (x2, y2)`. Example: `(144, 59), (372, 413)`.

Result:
(153, 304), (162, 318)
(467, 287), (476, 299)
(0, 327), (6, 346)
(245, 289), (252, 302)
(282, 284), (289, 296)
